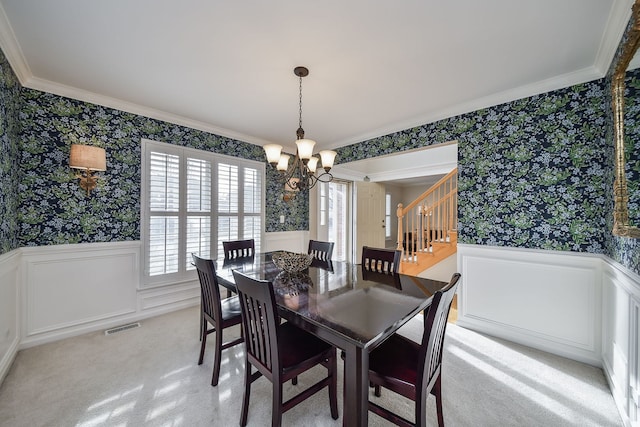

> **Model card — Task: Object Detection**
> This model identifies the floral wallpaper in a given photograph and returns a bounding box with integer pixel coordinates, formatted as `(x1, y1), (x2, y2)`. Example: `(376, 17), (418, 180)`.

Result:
(17, 88), (305, 247)
(338, 80), (610, 252)
(337, 73), (639, 275)
(0, 41), (637, 275)
(0, 50), (21, 255)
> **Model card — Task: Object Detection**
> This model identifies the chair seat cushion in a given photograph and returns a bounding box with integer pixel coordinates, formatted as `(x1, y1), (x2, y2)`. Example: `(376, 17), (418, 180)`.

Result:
(369, 333), (420, 387)
(220, 295), (242, 322)
(278, 322), (332, 370)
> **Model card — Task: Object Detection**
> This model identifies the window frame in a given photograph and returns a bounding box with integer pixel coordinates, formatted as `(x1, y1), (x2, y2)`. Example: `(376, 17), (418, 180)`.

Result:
(141, 138), (265, 288)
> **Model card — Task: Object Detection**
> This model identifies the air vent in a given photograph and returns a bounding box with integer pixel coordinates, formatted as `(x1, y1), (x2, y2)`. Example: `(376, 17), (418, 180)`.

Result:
(104, 322), (141, 335)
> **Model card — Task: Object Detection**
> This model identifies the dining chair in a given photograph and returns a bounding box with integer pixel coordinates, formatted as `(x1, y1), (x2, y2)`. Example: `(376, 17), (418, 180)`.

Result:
(232, 270), (339, 427)
(222, 239), (255, 297)
(361, 246), (401, 274)
(192, 254), (244, 386)
(368, 273), (461, 427)
(223, 239), (255, 260)
(308, 239), (335, 261)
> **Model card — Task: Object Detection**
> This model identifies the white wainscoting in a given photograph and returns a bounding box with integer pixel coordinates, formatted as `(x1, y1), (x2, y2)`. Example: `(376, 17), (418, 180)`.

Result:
(0, 249), (20, 385)
(19, 241), (199, 348)
(16, 233), (309, 349)
(457, 244), (603, 366)
(263, 230), (309, 253)
(602, 259), (640, 426)
(7, 236), (640, 427)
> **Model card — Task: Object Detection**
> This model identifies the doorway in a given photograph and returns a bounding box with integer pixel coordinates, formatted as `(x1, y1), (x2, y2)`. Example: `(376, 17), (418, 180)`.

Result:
(316, 180), (351, 262)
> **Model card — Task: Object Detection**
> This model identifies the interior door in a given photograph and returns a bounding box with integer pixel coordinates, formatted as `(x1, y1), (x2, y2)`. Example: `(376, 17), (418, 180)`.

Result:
(354, 181), (386, 262)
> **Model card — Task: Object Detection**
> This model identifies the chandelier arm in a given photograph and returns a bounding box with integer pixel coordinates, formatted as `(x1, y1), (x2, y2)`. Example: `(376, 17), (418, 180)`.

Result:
(316, 172), (334, 183)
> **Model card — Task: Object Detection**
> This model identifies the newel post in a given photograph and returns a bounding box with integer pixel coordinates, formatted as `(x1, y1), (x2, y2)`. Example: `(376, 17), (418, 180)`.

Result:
(396, 203), (404, 252)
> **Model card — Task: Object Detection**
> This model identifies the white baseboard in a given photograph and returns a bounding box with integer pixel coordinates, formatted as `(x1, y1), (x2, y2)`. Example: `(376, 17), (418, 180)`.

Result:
(457, 244), (603, 366)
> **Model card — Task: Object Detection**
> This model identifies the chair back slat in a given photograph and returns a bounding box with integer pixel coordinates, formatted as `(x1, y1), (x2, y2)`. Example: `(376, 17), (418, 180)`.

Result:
(308, 240), (335, 261)
(223, 239), (255, 260)
(192, 254), (223, 323)
(233, 271), (280, 374)
(419, 273), (460, 391)
(361, 246), (401, 274)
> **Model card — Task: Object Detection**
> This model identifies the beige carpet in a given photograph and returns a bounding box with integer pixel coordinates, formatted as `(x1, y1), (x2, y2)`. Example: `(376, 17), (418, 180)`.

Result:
(0, 306), (622, 426)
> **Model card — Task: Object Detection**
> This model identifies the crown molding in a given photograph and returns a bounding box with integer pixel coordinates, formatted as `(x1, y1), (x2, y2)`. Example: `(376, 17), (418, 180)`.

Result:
(594, 0), (634, 74)
(328, 65), (603, 149)
(0, 0), (270, 148)
(0, 3), (30, 83)
(24, 76), (272, 147)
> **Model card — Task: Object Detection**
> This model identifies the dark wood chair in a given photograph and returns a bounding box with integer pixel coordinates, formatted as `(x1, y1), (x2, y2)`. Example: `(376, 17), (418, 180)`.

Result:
(362, 246), (401, 273)
(192, 254), (244, 386)
(222, 239), (255, 298)
(368, 273), (461, 427)
(232, 270), (339, 427)
(222, 239), (255, 260)
(308, 239), (335, 261)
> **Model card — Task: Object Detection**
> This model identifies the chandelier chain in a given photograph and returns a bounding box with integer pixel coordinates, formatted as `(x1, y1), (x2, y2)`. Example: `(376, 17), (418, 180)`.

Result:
(298, 74), (303, 130)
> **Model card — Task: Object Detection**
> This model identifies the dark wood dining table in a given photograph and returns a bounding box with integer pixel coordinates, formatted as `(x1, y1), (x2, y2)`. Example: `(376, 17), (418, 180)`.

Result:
(215, 252), (448, 427)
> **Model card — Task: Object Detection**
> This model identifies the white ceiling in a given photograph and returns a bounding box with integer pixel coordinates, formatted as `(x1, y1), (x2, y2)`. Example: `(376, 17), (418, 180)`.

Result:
(0, 0), (631, 155)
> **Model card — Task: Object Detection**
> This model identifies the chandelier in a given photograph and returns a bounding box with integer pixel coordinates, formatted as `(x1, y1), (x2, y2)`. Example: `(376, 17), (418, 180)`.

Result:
(263, 66), (337, 193)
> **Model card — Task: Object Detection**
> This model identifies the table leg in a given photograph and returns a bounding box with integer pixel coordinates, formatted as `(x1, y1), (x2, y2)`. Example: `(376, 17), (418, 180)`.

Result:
(342, 345), (369, 427)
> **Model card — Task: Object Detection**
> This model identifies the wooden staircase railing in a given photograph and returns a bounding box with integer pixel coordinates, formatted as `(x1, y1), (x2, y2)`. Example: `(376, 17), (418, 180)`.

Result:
(396, 168), (458, 263)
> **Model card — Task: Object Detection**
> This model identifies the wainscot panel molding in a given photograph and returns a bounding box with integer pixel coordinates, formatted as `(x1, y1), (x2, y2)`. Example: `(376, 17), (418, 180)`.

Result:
(19, 241), (200, 349)
(0, 249), (20, 385)
(602, 257), (640, 426)
(264, 231), (310, 254)
(457, 244), (603, 366)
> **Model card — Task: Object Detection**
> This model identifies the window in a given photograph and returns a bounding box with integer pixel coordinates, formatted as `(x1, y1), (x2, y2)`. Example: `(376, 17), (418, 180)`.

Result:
(385, 193), (391, 239)
(142, 139), (264, 286)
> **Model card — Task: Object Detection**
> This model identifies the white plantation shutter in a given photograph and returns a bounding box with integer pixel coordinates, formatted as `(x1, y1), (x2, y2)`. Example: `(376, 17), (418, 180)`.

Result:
(243, 167), (262, 253)
(149, 216), (179, 275)
(142, 139), (264, 285)
(217, 163), (239, 259)
(148, 152), (180, 276)
(186, 158), (212, 269)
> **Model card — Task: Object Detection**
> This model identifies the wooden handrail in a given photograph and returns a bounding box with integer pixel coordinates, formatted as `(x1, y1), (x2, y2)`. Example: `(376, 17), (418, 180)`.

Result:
(400, 168), (458, 215)
(396, 168), (458, 262)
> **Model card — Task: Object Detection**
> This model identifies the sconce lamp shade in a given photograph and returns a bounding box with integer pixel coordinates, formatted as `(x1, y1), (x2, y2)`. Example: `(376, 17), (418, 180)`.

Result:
(285, 177), (300, 192)
(69, 144), (106, 171)
(69, 144), (106, 196)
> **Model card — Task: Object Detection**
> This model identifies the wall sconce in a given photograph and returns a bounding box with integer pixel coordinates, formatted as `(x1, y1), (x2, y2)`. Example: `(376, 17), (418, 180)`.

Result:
(283, 177), (300, 202)
(69, 144), (106, 196)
